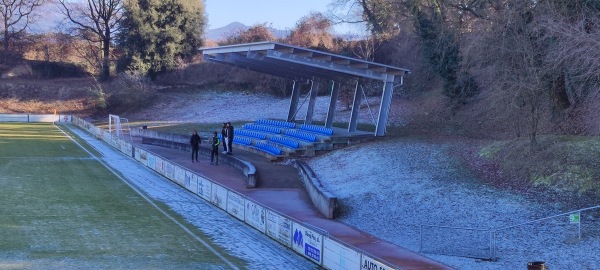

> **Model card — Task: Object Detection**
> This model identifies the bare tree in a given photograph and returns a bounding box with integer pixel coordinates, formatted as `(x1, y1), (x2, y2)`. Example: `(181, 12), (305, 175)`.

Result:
(57, 0), (123, 79)
(286, 12), (335, 50)
(0, 0), (45, 51)
(221, 23), (276, 45)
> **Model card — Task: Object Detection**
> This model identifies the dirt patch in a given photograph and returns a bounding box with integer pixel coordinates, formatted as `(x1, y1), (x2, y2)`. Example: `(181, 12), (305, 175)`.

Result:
(0, 78), (97, 115)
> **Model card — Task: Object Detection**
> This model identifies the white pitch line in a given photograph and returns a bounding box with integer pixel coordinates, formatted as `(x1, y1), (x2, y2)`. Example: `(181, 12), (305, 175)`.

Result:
(53, 123), (240, 270)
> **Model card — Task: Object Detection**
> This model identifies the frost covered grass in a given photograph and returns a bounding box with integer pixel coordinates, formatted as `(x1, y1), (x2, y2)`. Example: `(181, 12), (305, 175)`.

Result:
(0, 122), (316, 269)
(0, 123), (246, 269)
(126, 90), (600, 269)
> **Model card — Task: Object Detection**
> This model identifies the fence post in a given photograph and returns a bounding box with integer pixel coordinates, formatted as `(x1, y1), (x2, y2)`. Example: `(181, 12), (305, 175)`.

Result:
(578, 211), (582, 239)
(419, 225), (423, 252)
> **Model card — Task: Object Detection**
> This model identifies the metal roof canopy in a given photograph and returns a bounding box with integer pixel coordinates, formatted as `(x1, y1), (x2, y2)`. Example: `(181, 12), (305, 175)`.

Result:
(201, 41), (411, 136)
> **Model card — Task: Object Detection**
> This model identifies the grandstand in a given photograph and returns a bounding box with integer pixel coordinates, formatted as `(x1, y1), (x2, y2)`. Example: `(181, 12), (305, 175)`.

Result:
(218, 118), (372, 161)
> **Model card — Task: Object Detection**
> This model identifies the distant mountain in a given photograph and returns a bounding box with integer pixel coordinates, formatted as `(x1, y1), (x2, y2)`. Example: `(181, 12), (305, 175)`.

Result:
(205, 22), (290, 41)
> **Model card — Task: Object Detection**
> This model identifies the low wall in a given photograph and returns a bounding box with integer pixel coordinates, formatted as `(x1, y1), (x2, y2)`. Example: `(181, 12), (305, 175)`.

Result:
(0, 113), (71, 123)
(294, 161), (338, 219)
(133, 128), (257, 188)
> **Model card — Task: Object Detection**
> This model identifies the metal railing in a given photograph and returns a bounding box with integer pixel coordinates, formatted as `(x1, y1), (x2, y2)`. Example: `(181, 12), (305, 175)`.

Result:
(420, 205), (600, 260)
(490, 205), (600, 259)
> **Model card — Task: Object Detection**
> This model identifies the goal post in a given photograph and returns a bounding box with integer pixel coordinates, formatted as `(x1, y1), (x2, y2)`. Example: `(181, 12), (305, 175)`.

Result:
(108, 114), (132, 142)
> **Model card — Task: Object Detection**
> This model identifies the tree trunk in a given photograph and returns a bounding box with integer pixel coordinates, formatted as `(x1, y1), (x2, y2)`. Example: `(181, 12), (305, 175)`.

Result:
(3, 27), (9, 51)
(101, 28), (111, 80)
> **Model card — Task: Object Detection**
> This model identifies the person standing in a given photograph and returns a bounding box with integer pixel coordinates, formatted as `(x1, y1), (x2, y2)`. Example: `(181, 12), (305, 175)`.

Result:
(221, 123), (228, 154)
(210, 131), (220, 165)
(190, 130), (201, 162)
(226, 122), (234, 155)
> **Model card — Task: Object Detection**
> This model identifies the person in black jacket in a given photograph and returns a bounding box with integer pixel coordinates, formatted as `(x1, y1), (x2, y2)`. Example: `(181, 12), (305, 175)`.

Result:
(221, 123), (228, 154)
(226, 122), (234, 155)
(210, 131), (220, 165)
(190, 130), (201, 162)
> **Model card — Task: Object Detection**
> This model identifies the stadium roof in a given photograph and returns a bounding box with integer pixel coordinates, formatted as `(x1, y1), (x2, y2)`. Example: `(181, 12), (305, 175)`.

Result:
(200, 41), (410, 83)
(200, 42), (411, 136)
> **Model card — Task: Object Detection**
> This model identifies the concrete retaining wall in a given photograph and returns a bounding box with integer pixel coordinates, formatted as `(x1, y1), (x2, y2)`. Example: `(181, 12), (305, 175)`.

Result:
(294, 161), (338, 219)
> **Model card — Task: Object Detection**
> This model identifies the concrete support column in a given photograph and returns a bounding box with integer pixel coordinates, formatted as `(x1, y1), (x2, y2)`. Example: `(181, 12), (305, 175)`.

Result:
(305, 80), (319, 125)
(287, 80), (301, 122)
(348, 81), (361, 132)
(325, 80), (339, 128)
(375, 78), (395, 136)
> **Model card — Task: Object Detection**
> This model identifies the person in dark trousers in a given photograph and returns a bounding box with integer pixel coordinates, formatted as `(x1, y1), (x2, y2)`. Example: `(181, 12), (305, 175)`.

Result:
(221, 123), (228, 154)
(190, 130), (201, 162)
(226, 122), (234, 155)
(210, 131), (220, 165)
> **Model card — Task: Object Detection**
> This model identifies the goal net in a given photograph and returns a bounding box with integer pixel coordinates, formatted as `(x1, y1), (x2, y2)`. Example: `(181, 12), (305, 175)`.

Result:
(108, 114), (132, 141)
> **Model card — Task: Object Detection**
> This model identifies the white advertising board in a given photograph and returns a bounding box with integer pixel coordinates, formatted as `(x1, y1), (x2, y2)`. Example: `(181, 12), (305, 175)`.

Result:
(245, 200), (266, 233)
(323, 237), (362, 270)
(134, 148), (142, 163)
(292, 223), (324, 264)
(175, 166), (186, 186)
(0, 114), (28, 122)
(211, 183), (228, 210)
(147, 154), (156, 170)
(361, 254), (396, 270)
(266, 210), (292, 247)
(60, 115), (71, 122)
(155, 157), (165, 175)
(226, 192), (245, 221)
(164, 161), (175, 181)
(28, 114), (61, 122)
(139, 149), (147, 165)
(102, 131), (111, 143)
(197, 175), (212, 201)
(121, 141), (132, 156)
(95, 126), (103, 139)
(184, 171), (197, 193)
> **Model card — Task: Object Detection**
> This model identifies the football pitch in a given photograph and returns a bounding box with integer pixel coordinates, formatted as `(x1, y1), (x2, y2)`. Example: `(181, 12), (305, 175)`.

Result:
(0, 123), (246, 269)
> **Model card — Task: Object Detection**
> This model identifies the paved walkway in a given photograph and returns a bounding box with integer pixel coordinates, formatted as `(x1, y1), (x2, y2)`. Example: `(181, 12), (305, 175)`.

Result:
(136, 140), (453, 270)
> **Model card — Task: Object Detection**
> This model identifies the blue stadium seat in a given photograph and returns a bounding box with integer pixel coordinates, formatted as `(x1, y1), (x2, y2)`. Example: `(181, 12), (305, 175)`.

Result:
(300, 124), (333, 135)
(235, 129), (266, 140)
(269, 136), (299, 149)
(233, 136), (252, 145)
(284, 129), (316, 142)
(254, 141), (282, 155)
(256, 119), (295, 128)
(244, 124), (281, 134)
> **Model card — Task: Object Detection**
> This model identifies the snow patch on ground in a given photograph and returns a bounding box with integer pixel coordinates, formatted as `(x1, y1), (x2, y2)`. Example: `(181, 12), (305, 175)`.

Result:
(128, 90), (600, 270)
(308, 139), (600, 270)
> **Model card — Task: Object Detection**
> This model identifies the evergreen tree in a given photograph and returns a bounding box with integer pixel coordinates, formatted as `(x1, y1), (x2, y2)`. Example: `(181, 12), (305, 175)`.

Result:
(118, 0), (206, 80)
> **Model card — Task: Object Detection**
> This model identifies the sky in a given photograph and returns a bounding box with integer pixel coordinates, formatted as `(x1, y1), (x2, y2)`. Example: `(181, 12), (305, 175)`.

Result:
(29, 1), (364, 35)
(204, 0), (365, 35)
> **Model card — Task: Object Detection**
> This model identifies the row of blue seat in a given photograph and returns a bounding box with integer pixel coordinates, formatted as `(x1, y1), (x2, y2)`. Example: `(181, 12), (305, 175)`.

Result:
(269, 135), (299, 149)
(284, 129), (317, 142)
(254, 141), (282, 155)
(256, 119), (295, 128)
(300, 124), (333, 135)
(234, 129), (266, 140)
(223, 134), (281, 156)
(233, 136), (251, 146)
(244, 124), (282, 134)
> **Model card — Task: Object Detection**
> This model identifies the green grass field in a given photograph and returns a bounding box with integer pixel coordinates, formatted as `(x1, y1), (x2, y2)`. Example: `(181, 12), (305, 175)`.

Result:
(0, 123), (246, 269)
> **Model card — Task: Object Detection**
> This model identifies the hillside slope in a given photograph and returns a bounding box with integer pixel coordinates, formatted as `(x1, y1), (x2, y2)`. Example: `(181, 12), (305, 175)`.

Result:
(125, 88), (599, 269)
(1, 79), (598, 268)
